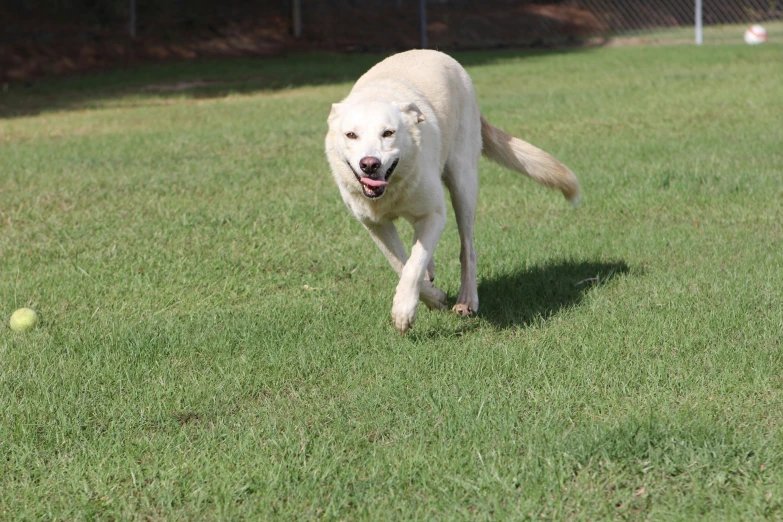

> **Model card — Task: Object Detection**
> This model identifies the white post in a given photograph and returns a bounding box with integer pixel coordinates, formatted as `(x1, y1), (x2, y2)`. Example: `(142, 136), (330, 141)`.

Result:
(695, 0), (703, 45)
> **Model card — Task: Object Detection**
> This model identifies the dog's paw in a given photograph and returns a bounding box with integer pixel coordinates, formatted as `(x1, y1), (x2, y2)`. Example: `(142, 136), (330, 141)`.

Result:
(452, 300), (478, 317)
(392, 293), (419, 334)
(420, 281), (448, 311)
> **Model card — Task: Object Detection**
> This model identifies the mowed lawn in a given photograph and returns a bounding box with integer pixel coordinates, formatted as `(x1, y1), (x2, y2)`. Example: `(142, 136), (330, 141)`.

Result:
(1, 44), (782, 520)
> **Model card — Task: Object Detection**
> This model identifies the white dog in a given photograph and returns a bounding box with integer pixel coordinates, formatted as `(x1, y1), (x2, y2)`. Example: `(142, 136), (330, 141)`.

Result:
(325, 50), (579, 333)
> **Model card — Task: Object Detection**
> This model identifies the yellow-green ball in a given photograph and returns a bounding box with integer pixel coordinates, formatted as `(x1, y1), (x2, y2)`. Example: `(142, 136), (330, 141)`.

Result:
(9, 308), (39, 332)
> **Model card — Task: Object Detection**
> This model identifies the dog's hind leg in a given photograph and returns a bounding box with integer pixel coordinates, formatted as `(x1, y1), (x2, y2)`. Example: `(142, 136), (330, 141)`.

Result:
(444, 134), (481, 317)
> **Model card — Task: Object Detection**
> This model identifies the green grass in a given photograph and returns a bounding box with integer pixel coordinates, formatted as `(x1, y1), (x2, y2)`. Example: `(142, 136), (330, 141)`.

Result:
(615, 20), (783, 44)
(1, 44), (782, 519)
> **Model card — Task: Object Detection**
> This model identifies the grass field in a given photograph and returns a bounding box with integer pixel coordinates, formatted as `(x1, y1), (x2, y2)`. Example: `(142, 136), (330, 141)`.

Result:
(2, 44), (782, 519)
(614, 21), (783, 45)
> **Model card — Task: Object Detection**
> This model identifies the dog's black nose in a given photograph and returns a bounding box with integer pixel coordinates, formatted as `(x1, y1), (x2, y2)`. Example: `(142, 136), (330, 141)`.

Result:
(359, 156), (381, 175)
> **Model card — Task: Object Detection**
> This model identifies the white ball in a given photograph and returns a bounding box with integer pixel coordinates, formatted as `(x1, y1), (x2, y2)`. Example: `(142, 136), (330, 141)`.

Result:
(744, 25), (768, 45)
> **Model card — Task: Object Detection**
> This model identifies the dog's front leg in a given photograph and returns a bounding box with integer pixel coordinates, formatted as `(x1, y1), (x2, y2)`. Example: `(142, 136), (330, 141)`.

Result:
(391, 213), (446, 333)
(364, 221), (448, 317)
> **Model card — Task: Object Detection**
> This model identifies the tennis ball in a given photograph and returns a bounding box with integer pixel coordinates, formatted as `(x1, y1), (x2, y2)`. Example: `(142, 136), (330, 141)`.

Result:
(9, 308), (39, 332)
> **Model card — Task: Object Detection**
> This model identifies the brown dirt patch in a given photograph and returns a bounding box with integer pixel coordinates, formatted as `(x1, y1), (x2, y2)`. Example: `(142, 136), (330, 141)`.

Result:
(0, 4), (607, 84)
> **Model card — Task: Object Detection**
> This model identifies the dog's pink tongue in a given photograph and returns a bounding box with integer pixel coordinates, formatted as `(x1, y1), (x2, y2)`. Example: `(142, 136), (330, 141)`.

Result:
(361, 177), (389, 188)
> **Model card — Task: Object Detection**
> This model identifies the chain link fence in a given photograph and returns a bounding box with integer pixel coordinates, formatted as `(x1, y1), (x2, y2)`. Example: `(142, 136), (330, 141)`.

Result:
(2, 1), (780, 82)
(292, 0), (782, 46)
(575, 0), (782, 43)
(4, 0), (780, 44)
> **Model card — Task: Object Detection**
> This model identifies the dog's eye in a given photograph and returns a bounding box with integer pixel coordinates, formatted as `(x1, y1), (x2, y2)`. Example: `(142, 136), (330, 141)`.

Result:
(345, 132), (358, 140)
(382, 130), (395, 138)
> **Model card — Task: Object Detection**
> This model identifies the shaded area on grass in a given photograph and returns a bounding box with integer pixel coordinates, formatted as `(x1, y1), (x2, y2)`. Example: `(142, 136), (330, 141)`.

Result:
(479, 259), (630, 329)
(0, 47), (601, 119)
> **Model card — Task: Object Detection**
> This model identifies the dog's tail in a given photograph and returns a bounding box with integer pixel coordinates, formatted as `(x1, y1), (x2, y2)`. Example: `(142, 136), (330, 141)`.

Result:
(480, 115), (580, 205)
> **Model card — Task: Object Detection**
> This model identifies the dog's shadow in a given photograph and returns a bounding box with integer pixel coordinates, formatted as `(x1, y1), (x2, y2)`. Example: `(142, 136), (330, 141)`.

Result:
(475, 259), (630, 329)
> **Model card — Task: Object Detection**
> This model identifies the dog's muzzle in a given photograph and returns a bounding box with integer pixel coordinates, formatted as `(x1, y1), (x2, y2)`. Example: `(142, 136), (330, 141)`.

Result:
(349, 159), (399, 199)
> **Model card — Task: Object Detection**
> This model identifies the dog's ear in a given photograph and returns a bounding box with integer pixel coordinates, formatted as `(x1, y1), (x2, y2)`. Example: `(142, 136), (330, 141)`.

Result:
(394, 102), (425, 124)
(328, 103), (342, 124)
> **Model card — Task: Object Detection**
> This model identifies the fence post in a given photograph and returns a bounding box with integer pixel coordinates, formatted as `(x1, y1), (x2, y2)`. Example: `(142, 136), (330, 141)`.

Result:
(695, 0), (703, 44)
(129, 0), (136, 38)
(293, 0), (302, 38)
(419, 0), (427, 48)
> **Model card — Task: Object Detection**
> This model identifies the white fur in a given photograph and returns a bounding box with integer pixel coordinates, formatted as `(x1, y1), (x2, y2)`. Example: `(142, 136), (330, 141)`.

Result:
(325, 50), (579, 333)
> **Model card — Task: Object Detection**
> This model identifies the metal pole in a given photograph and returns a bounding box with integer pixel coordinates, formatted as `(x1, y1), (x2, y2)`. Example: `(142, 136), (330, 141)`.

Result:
(293, 0), (302, 38)
(129, 0), (136, 38)
(695, 0), (703, 45)
(419, 0), (427, 49)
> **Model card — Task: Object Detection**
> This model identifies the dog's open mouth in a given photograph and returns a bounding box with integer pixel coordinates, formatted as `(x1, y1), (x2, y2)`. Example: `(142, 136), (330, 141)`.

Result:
(350, 159), (399, 199)
(359, 176), (388, 199)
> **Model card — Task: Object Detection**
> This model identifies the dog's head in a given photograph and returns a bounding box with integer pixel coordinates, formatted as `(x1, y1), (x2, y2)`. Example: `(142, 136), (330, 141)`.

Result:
(327, 100), (425, 200)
